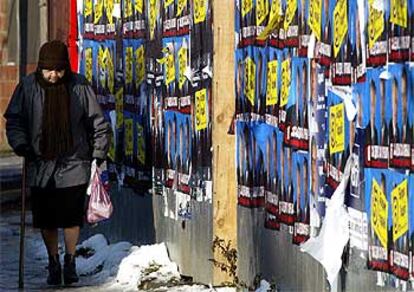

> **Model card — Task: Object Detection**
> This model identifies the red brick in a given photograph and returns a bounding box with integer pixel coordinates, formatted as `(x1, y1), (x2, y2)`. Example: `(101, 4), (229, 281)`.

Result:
(0, 82), (16, 97)
(0, 1), (7, 15)
(0, 97), (10, 113)
(0, 65), (18, 81)
(0, 14), (6, 31)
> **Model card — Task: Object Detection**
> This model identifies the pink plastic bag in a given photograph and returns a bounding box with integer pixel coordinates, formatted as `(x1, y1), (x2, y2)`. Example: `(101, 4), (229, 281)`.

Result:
(87, 163), (113, 224)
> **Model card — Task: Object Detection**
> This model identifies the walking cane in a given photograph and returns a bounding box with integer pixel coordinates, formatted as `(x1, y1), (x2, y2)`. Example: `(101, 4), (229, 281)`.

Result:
(18, 158), (26, 289)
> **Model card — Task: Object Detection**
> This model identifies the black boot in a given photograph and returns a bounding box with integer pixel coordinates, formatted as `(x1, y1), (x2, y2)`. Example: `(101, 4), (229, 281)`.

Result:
(63, 254), (79, 285)
(47, 254), (62, 285)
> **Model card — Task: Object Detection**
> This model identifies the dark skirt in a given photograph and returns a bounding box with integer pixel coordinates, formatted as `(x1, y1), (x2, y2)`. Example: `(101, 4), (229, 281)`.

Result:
(31, 183), (87, 229)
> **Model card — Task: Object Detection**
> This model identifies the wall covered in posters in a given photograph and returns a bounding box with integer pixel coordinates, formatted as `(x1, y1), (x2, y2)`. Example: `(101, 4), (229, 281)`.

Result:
(235, 0), (414, 288)
(76, 0), (213, 218)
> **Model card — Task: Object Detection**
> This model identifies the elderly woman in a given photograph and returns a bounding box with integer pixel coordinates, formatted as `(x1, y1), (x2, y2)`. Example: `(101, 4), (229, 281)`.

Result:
(4, 40), (111, 285)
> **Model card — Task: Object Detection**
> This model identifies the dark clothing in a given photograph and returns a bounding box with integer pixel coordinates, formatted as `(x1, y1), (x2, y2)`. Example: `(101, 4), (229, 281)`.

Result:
(4, 72), (111, 188)
(31, 183), (87, 229)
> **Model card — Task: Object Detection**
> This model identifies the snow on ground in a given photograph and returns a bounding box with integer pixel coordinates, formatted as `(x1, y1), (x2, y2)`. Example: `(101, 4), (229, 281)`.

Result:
(0, 211), (238, 291)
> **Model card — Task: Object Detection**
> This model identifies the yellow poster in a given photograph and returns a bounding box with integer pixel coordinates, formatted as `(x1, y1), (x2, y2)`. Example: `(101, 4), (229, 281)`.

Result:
(329, 103), (345, 154)
(135, 0), (143, 14)
(149, 0), (158, 40)
(124, 0), (133, 17)
(266, 60), (278, 106)
(94, 0), (104, 24)
(98, 46), (107, 89)
(85, 48), (93, 83)
(308, 0), (322, 40)
(165, 0), (174, 8)
(136, 123), (146, 165)
(257, 0), (281, 40)
(115, 87), (124, 129)
(333, 0), (348, 58)
(390, 0), (407, 28)
(195, 88), (208, 131)
(124, 119), (134, 157)
(244, 56), (256, 106)
(105, 0), (114, 24)
(85, 0), (93, 16)
(107, 49), (115, 94)
(166, 52), (176, 85)
(177, 0), (187, 16)
(391, 179), (408, 242)
(368, 1), (384, 49)
(194, 0), (207, 24)
(242, 0), (253, 17)
(280, 58), (291, 107)
(178, 46), (188, 90)
(256, 0), (269, 26)
(135, 45), (145, 87)
(371, 178), (388, 249)
(284, 0), (297, 30)
(125, 46), (133, 85)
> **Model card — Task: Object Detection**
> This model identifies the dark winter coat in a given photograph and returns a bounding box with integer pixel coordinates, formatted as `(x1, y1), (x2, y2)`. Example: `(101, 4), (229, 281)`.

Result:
(4, 72), (111, 188)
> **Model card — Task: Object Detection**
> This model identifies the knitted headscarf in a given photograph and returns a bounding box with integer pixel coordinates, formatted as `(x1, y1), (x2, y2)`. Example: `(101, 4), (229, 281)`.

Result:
(36, 40), (73, 160)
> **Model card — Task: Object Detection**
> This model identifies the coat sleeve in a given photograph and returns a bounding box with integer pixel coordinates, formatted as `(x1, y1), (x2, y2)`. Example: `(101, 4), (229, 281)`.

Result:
(3, 82), (29, 151)
(83, 84), (111, 159)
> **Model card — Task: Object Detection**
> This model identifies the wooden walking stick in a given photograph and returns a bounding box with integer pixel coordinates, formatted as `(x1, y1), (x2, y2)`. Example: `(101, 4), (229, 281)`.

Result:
(18, 159), (26, 289)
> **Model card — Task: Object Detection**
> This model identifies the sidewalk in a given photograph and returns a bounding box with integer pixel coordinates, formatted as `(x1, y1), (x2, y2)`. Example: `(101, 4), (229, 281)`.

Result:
(0, 154), (23, 204)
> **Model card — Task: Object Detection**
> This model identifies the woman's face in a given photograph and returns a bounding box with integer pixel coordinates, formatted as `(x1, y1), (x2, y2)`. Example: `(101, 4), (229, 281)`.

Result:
(42, 69), (65, 83)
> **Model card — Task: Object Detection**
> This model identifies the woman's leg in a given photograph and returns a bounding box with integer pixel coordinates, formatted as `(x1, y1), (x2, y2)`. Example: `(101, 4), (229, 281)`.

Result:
(63, 226), (80, 255)
(63, 226), (80, 284)
(41, 229), (59, 256)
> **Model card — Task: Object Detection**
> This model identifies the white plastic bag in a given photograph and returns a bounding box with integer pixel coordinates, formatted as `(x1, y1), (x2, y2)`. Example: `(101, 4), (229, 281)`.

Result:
(86, 160), (113, 223)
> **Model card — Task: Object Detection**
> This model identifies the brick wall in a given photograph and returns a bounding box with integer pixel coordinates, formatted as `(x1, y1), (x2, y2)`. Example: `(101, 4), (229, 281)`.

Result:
(0, 1), (39, 152)
(0, 0), (14, 152)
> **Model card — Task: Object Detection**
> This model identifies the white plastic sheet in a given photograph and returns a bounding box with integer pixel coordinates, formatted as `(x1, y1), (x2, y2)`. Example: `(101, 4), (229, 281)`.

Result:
(301, 155), (355, 287)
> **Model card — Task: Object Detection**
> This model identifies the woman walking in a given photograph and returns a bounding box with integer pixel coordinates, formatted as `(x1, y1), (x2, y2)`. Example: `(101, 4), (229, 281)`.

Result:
(4, 40), (111, 285)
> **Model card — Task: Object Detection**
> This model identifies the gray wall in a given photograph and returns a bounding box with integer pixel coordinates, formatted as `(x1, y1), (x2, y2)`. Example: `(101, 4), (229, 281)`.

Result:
(153, 193), (214, 284)
(81, 187), (156, 246)
(237, 206), (405, 291)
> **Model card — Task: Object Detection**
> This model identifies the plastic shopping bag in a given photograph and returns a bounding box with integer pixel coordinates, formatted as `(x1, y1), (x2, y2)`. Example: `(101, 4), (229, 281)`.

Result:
(86, 160), (113, 224)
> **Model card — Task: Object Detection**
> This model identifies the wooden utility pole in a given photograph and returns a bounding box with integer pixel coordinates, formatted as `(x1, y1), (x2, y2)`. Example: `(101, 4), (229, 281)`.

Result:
(212, 0), (237, 285)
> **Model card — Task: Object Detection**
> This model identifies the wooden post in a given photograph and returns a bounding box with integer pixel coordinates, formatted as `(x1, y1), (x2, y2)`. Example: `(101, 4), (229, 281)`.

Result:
(212, 0), (237, 285)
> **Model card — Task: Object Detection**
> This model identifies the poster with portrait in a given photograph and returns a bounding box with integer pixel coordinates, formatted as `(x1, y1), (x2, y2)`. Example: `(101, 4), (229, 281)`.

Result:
(264, 47), (280, 127)
(264, 125), (280, 230)
(388, 0), (410, 63)
(93, 0), (107, 40)
(365, 168), (390, 273)
(235, 0), (257, 48)
(122, 0), (136, 37)
(325, 89), (350, 198)
(365, 0), (388, 68)
(388, 64), (411, 170)
(255, 46), (268, 117)
(164, 110), (177, 189)
(284, 57), (309, 151)
(145, 0), (163, 86)
(81, 0), (95, 39)
(331, 0), (353, 86)
(388, 170), (410, 281)
(363, 68), (390, 169)
(176, 112), (192, 195)
(293, 150), (310, 244)
(176, 0), (191, 36)
(315, 0), (332, 71)
(347, 83), (369, 251)
(237, 121), (254, 207)
(162, 0), (176, 37)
